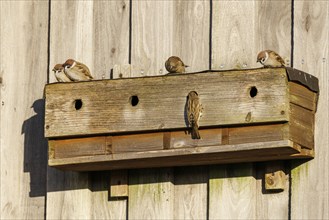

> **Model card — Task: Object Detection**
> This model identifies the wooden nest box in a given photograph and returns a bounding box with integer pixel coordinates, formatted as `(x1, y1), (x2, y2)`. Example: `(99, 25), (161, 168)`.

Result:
(44, 67), (319, 171)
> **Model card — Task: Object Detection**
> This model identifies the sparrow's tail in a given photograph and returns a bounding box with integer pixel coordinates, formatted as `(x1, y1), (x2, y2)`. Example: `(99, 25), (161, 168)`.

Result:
(191, 124), (201, 139)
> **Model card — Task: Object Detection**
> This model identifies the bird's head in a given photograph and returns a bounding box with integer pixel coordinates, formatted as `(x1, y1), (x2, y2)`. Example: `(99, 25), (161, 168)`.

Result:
(257, 51), (268, 64)
(63, 59), (76, 70)
(52, 64), (64, 73)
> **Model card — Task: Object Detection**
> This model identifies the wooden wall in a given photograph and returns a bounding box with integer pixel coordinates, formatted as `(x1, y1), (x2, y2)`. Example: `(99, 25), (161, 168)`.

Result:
(0, 0), (328, 219)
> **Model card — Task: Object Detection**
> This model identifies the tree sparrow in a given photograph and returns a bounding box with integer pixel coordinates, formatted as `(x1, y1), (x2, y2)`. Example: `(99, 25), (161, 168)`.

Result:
(165, 56), (189, 73)
(257, 50), (285, 67)
(52, 64), (72, 82)
(63, 59), (93, 81)
(187, 91), (203, 139)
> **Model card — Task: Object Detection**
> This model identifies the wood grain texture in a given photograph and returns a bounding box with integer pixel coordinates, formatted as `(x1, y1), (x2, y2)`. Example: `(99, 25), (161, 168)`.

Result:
(47, 1), (130, 219)
(47, 2), (95, 218)
(173, 166), (208, 219)
(128, 168), (174, 219)
(209, 164), (257, 219)
(291, 1), (329, 219)
(0, 1), (48, 219)
(131, 1), (209, 76)
(289, 82), (318, 112)
(93, 0), (130, 79)
(44, 69), (289, 138)
(212, 1), (291, 70)
(289, 103), (314, 149)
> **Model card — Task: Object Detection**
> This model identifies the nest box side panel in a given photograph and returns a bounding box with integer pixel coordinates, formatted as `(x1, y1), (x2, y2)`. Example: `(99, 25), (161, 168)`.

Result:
(45, 68), (289, 138)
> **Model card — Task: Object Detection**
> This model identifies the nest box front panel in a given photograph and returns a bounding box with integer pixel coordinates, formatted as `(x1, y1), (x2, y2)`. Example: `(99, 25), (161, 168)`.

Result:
(45, 68), (289, 138)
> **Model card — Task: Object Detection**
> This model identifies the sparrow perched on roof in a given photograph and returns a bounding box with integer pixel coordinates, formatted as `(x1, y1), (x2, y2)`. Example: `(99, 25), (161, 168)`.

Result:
(52, 64), (72, 82)
(165, 56), (188, 73)
(187, 91), (203, 139)
(257, 50), (285, 68)
(63, 59), (93, 81)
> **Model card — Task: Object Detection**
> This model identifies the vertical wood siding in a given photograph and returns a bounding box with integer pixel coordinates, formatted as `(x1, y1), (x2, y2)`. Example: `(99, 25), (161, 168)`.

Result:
(291, 1), (329, 219)
(0, 0), (328, 219)
(0, 1), (48, 219)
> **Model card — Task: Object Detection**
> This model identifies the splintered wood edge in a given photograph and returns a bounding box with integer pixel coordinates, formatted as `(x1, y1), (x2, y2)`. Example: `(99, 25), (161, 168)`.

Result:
(48, 140), (311, 170)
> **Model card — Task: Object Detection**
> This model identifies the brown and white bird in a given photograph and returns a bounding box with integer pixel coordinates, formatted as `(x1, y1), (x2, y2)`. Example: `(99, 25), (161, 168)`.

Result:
(187, 91), (203, 139)
(63, 59), (93, 81)
(165, 56), (188, 73)
(257, 50), (285, 68)
(52, 64), (72, 82)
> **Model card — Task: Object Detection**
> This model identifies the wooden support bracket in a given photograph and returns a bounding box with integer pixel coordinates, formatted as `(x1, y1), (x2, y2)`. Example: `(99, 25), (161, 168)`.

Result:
(110, 170), (128, 198)
(264, 162), (287, 191)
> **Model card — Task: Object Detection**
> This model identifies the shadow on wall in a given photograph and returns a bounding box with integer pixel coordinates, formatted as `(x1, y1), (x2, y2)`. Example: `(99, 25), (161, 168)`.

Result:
(22, 99), (48, 197)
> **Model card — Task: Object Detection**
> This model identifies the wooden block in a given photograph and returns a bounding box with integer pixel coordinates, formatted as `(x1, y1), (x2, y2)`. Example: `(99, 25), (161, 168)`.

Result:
(265, 170), (286, 191)
(44, 68), (289, 138)
(110, 170), (128, 197)
(264, 161), (287, 192)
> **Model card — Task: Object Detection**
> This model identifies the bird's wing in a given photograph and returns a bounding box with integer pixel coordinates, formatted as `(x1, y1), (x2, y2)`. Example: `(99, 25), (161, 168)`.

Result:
(267, 50), (285, 65)
(77, 62), (93, 78)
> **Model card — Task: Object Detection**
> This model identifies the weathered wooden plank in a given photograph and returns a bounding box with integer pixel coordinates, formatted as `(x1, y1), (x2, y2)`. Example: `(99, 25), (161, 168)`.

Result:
(209, 164), (257, 219)
(0, 1), (48, 219)
(169, 129), (222, 148)
(289, 103), (314, 149)
(212, 1), (256, 70)
(49, 140), (303, 171)
(46, 1), (130, 219)
(131, 1), (209, 76)
(254, 1), (292, 218)
(112, 133), (163, 153)
(228, 123), (288, 145)
(173, 166), (208, 219)
(289, 82), (318, 112)
(93, 1), (130, 79)
(45, 68), (289, 138)
(128, 168), (174, 219)
(171, 0), (210, 72)
(131, 0), (173, 77)
(49, 136), (111, 159)
(291, 1), (329, 219)
(46, 1), (95, 218)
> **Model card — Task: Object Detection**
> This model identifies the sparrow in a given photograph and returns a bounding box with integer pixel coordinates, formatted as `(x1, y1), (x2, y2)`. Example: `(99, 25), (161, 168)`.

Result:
(63, 59), (93, 81)
(52, 64), (72, 82)
(187, 91), (203, 139)
(257, 50), (285, 68)
(165, 56), (188, 73)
